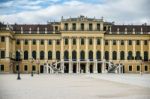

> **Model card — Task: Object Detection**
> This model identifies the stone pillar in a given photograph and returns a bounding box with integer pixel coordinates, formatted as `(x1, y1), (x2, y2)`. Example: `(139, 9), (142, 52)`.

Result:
(77, 62), (79, 73)
(109, 40), (112, 60)
(101, 38), (105, 73)
(37, 40), (40, 59)
(100, 22), (103, 31)
(133, 40), (135, 58)
(140, 41), (143, 59)
(12, 40), (16, 57)
(29, 40), (32, 59)
(85, 37), (88, 60)
(125, 40), (128, 60)
(77, 38), (80, 73)
(93, 37), (97, 73)
(86, 62), (89, 73)
(5, 37), (10, 58)
(20, 40), (24, 59)
(85, 22), (88, 30)
(61, 38), (64, 73)
(117, 40), (120, 60)
(77, 22), (80, 31)
(52, 40), (56, 60)
(44, 40), (48, 60)
(101, 38), (104, 59)
(93, 23), (96, 31)
(69, 38), (72, 73)
(149, 40), (150, 60)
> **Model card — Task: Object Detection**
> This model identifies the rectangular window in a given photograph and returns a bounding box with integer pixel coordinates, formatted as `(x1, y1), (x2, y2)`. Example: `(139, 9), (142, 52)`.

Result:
(137, 65), (140, 71)
(72, 23), (76, 31)
(129, 65), (132, 71)
(136, 40), (140, 45)
(48, 40), (52, 45)
(65, 39), (68, 45)
(89, 38), (93, 45)
(145, 65), (148, 71)
(113, 40), (116, 45)
(32, 40), (36, 45)
(81, 38), (84, 45)
(72, 38), (76, 45)
(16, 39), (20, 45)
(97, 24), (100, 31)
(64, 23), (68, 30)
(56, 40), (60, 45)
(0, 65), (4, 71)
(1, 51), (5, 58)
(40, 40), (44, 45)
(24, 65), (28, 71)
(97, 39), (101, 45)
(128, 40), (132, 45)
(24, 39), (28, 45)
(32, 65), (36, 71)
(144, 40), (147, 45)
(1, 36), (5, 42)
(105, 40), (108, 45)
(89, 23), (93, 31)
(121, 40), (124, 45)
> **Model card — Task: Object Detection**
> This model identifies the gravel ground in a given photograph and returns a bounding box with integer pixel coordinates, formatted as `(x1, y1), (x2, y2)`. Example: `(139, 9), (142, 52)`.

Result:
(0, 74), (150, 99)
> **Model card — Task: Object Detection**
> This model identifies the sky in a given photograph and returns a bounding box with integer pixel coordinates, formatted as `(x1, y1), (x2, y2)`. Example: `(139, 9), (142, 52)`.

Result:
(0, 0), (149, 25)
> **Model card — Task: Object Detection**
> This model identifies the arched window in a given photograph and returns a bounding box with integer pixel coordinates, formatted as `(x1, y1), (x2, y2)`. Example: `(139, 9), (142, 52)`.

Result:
(72, 50), (77, 61)
(120, 51), (125, 60)
(48, 51), (52, 60)
(64, 50), (69, 60)
(24, 51), (28, 60)
(144, 51), (148, 61)
(112, 51), (117, 60)
(96, 51), (101, 60)
(32, 51), (36, 59)
(135, 51), (141, 60)
(128, 51), (133, 60)
(105, 51), (109, 60)
(81, 23), (84, 31)
(16, 51), (20, 61)
(89, 51), (93, 60)
(56, 51), (60, 60)
(80, 50), (85, 61)
(40, 51), (44, 60)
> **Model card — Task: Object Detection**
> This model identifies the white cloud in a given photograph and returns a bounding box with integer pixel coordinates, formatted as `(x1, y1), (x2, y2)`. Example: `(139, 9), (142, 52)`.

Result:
(0, 0), (149, 25)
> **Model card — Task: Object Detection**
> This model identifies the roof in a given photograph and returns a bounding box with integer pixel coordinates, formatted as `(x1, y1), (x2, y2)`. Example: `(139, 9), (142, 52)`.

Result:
(109, 25), (150, 33)
(12, 24), (53, 31)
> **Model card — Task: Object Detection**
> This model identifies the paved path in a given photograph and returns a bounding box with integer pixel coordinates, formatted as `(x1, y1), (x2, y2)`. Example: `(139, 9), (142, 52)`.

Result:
(0, 74), (150, 99)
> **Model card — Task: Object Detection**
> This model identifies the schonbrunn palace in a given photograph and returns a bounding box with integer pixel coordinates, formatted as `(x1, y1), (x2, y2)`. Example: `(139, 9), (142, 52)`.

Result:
(0, 15), (150, 74)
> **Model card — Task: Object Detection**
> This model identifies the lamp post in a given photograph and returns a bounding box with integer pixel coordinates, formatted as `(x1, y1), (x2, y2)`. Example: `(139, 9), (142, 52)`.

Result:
(36, 60), (40, 74)
(30, 58), (34, 77)
(16, 49), (22, 80)
(140, 59), (143, 75)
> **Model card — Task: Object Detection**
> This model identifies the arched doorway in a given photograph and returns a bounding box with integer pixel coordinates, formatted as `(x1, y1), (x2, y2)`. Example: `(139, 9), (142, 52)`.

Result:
(89, 64), (93, 73)
(73, 64), (77, 73)
(80, 63), (86, 73)
(64, 63), (69, 73)
(97, 63), (102, 73)
(40, 65), (44, 73)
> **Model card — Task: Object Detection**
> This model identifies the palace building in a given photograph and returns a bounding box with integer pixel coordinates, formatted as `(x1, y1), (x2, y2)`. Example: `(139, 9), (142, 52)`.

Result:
(0, 15), (150, 74)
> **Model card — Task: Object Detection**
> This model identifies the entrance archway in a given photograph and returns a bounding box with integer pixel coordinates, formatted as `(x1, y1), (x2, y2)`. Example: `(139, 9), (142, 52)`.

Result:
(89, 64), (93, 73)
(123, 65), (125, 73)
(97, 63), (102, 73)
(73, 64), (77, 73)
(80, 63), (86, 73)
(40, 65), (44, 73)
(64, 63), (69, 73)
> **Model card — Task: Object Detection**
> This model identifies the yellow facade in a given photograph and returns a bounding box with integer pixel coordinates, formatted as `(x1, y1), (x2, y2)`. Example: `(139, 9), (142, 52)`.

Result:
(0, 16), (150, 74)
